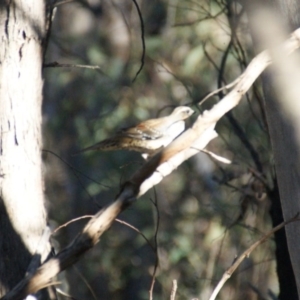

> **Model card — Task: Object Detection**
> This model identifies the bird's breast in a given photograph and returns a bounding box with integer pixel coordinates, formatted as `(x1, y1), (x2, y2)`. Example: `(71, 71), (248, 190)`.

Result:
(165, 121), (185, 139)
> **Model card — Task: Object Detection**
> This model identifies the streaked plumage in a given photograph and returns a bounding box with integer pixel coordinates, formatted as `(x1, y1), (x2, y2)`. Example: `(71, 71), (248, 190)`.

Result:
(76, 106), (194, 156)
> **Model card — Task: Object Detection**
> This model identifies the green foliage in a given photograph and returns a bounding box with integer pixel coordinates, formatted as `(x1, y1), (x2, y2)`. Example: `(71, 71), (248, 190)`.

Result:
(43, 0), (277, 299)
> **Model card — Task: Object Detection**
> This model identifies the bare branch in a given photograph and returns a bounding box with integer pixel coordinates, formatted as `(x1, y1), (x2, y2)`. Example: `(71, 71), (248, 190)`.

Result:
(43, 61), (105, 72)
(3, 27), (300, 300)
(52, 216), (93, 235)
(208, 214), (300, 300)
(149, 191), (160, 300)
(170, 280), (178, 300)
(131, 0), (145, 82)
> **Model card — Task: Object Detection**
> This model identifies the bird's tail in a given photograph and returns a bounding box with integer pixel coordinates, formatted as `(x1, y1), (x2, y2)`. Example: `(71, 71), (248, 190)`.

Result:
(72, 138), (122, 155)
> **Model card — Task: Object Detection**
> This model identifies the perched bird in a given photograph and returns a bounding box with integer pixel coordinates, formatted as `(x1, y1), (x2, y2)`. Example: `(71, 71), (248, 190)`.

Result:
(75, 106), (194, 157)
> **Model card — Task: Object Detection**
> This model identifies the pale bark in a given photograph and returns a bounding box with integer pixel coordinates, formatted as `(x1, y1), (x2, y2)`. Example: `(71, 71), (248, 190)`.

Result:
(4, 28), (300, 300)
(0, 0), (50, 297)
(245, 1), (300, 298)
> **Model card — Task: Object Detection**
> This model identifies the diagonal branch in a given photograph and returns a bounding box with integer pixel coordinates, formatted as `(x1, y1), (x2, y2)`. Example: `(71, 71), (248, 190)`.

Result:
(3, 27), (300, 300)
(209, 214), (300, 300)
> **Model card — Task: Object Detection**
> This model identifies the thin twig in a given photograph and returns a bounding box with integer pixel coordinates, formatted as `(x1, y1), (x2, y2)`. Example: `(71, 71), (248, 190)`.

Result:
(52, 216), (93, 235)
(52, 214), (155, 252)
(149, 189), (160, 300)
(42, 149), (110, 188)
(209, 213), (300, 300)
(4, 27), (300, 300)
(170, 280), (178, 300)
(43, 62), (104, 73)
(115, 219), (155, 252)
(54, 0), (74, 6)
(56, 288), (79, 300)
(131, 0), (145, 82)
(198, 77), (241, 105)
(73, 266), (98, 300)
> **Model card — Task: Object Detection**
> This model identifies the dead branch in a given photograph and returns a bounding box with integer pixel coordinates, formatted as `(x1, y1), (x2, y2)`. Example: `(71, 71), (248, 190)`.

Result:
(3, 27), (300, 300)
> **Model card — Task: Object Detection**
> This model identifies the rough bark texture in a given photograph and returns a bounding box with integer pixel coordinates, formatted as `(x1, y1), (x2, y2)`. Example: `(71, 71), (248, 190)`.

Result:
(0, 0), (50, 297)
(244, 0), (300, 298)
(263, 2), (300, 298)
(262, 79), (300, 298)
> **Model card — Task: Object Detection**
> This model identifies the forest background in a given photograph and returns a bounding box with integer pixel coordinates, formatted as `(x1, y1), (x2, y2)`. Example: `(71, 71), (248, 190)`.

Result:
(43, 1), (279, 299)
(2, 0), (300, 299)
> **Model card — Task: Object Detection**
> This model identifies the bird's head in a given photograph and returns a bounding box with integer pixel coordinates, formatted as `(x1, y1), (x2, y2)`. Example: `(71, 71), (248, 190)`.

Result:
(171, 106), (195, 120)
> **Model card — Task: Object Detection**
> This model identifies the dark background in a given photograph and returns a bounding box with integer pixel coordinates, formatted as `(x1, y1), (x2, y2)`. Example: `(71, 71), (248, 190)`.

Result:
(43, 1), (274, 299)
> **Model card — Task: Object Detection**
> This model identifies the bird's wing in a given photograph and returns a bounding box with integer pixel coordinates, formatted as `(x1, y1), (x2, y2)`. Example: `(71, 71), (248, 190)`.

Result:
(117, 123), (163, 140)
(117, 114), (177, 139)
(74, 135), (158, 154)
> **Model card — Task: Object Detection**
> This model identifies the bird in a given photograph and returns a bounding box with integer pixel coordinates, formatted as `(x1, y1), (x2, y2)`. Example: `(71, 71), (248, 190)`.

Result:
(75, 106), (194, 157)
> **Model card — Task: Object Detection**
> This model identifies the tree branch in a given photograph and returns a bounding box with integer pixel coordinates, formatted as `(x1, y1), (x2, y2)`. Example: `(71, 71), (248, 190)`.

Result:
(3, 27), (300, 300)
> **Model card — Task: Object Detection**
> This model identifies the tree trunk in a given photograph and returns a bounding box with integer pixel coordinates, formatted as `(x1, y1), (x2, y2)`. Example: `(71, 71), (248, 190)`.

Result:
(0, 0), (50, 297)
(244, 0), (300, 298)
